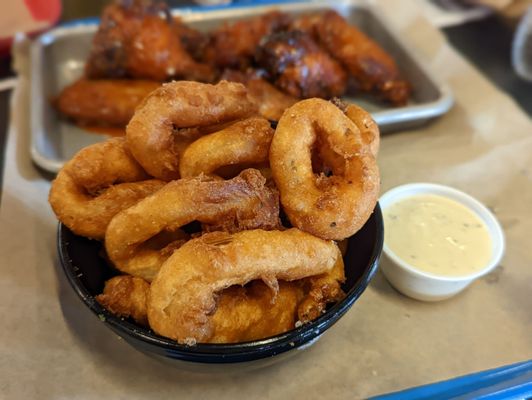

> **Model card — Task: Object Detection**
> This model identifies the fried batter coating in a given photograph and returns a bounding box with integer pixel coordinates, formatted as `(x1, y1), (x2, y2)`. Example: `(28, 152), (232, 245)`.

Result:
(85, 0), (214, 82)
(210, 281), (305, 343)
(331, 98), (380, 157)
(179, 117), (274, 178)
(96, 275), (150, 326)
(256, 30), (347, 99)
(220, 69), (298, 121)
(96, 276), (305, 343)
(105, 169), (280, 281)
(204, 11), (291, 69)
(147, 228), (339, 344)
(298, 247), (345, 322)
(49, 137), (165, 239)
(246, 78), (299, 121)
(55, 78), (160, 128)
(126, 80), (258, 180)
(270, 99), (380, 240)
(311, 11), (410, 105)
(345, 103), (380, 157)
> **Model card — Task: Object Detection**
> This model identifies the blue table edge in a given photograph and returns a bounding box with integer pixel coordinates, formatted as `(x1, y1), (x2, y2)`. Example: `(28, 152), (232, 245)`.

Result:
(371, 359), (532, 400)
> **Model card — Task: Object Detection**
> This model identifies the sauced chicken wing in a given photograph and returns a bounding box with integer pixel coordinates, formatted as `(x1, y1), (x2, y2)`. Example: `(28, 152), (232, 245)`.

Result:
(85, 0), (214, 82)
(172, 17), (210, 62)
(255, 30), (347, 99)
(55, 78), (160, 127)
(204, 11), (291, 69)
(220, 69), (298, 121)
(294, 10), (410, 105)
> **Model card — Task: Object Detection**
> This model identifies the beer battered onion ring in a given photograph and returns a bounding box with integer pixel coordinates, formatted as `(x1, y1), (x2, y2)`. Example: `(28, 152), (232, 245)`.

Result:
(147, 228), (339, 344)
(179, 117), (274, 178)
(105, 169), (280, 281)
(96, 275), (150, 326)
(345, 103), (380, 157)
(49, 137), (165, 239)
(96, 275), (306, 344)
(331, 99), (379, 157)
(269, 98), (380, 240)
(298, 248), (345, 322)
(126, 80), (258, 180)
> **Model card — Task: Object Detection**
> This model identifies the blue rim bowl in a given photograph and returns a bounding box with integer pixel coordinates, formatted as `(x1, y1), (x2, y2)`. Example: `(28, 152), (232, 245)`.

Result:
(58, 204), (383, 366)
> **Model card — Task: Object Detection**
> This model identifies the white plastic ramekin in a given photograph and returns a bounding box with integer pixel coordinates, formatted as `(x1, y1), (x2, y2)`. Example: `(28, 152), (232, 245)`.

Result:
(379, 183), (505, 301)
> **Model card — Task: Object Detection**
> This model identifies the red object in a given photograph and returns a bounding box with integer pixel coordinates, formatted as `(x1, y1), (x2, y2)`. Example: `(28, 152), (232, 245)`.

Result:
(23, 0), (61, 22)
(0, 0), (61, 55)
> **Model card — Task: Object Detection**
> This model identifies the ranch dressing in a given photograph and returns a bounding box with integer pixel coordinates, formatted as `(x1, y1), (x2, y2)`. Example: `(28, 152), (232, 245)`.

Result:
(383, 194), (492, 277)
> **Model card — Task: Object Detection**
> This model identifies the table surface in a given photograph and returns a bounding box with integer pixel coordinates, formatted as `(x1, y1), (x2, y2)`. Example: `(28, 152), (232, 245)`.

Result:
(0, 1), (531, 399)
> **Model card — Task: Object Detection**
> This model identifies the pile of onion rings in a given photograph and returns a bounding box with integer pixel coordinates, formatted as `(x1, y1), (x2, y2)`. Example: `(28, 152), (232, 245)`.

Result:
(49, 80), (380, 345)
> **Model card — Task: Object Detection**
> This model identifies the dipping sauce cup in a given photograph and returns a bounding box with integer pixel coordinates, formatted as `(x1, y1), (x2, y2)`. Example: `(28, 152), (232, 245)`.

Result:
(379, 183), (505, 301)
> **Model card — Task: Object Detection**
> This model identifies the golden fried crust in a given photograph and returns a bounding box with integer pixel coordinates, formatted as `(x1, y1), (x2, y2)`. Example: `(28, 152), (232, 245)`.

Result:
(147, 228), (339, 344)
(48, 137), (165, 239)
(210, 281), (305, 343)
(344, 103), (380, 157)
(96, 275), (150, 326)
(298, 247), (346, 322)
(96, 277), (306, 343)
(270, 99), (380, 240)
(55, 79), (161, 128)
(204, 11), (291, 69)
(179, 117), (274, 178)
(256, 30), (347, 99)
(172, 16), (210, 62)
(316, 11), (410, 105)
(219, 70), (298, 121)
(105, 169), (280, 281)
(246, 78), (299, 121)
(126, 80), (258, 180)
(85, 0), (214, 82)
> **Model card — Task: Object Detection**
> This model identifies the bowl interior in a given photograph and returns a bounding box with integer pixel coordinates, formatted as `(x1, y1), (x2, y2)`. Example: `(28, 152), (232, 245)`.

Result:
(58, 204), (383, 363)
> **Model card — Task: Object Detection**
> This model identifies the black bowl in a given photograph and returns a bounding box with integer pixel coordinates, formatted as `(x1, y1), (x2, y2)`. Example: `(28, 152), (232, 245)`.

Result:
(58, 204), (383, 367)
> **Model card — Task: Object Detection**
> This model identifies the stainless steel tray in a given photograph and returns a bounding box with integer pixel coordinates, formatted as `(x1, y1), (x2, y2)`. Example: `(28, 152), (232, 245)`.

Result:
(30, 1), (453, 173)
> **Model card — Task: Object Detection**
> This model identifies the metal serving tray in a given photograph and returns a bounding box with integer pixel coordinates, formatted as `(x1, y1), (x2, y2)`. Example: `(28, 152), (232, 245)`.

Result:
(30, 1), (453, 173)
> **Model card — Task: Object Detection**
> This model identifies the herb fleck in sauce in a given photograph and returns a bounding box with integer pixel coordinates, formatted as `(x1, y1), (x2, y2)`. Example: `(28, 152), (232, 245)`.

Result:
(384, 194), (492, 277)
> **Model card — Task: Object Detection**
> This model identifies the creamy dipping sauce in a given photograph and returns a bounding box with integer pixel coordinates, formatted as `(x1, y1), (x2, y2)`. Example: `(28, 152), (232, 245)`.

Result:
(383, 194), (492, 277)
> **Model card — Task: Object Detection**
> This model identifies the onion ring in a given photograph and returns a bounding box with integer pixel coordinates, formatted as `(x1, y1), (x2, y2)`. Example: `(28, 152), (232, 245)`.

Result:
(126, 80), (258, 180)
(298, 247), (345, 322)
(147, 228), (339, 344)
(49, 137), (165, 239)
(331, 99), (380, 157)
(179, 117), (274, 178)
(105, 169), (280, 281)
(96, 276), (305, 344)
(269, 98), (380, 240)
(345, 104), (379, 157)
(96, 275), (150, 326)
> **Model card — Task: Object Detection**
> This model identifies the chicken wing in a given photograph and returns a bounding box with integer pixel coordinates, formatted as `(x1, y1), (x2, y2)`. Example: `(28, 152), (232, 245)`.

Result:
(255, 30), (347, 99)
(204, 11), (291, 69)
(305, 11), (410, 105)
(55, 78), (160, 127)
(85, 0), (214, 82)
(220, 69), (298, 121)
